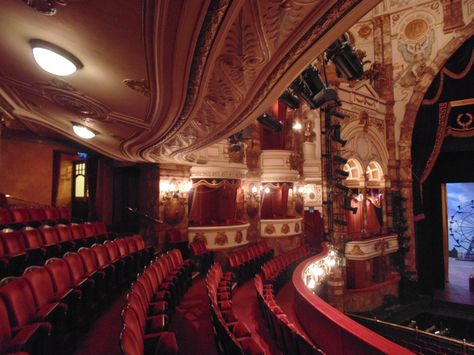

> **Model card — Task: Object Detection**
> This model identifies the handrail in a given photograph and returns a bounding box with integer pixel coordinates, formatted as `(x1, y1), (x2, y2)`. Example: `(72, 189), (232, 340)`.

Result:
(292, 244), (413, 354)
(350, 313), (474, 350)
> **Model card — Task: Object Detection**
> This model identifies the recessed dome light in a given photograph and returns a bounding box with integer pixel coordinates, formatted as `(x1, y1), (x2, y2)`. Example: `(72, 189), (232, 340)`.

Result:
(73, 124), (95, 139)
(30, 39), (83, 76)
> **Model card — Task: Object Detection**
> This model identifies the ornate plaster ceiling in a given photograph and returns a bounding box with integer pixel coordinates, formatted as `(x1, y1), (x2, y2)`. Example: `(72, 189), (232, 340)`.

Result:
(0, 0), (379, 163)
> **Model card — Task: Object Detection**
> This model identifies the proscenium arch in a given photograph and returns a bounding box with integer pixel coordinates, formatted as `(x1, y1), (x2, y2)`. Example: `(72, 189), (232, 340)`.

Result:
(397, 23), (474, 275)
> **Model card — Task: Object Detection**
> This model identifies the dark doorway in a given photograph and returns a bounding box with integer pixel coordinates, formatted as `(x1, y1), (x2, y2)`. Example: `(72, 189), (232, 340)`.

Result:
(112, 166), (140, 234)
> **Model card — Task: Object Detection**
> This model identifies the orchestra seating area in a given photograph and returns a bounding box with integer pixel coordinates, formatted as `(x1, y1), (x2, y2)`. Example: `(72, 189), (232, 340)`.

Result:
(0, 234), (153, 355)
(120, 248), (193, 355)
(227, 242), (273, 285)
(255, 246), (323, 354)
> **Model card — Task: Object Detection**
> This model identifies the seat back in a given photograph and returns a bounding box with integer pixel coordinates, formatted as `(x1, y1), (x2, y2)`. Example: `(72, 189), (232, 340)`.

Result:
(91, 244), (111, 268)
(104, 241), (119, 262)
(77, 247), (99, 274)
(44, 258), (73, 295)
(0, 277), (37, 327)
(22, 227), (45, 249)
(70, 224), (85, 240)
(39, 225), (59, 245)
(120, 325), (143, 355)
(58, 207), (71, 221)
(10, 208), (31, 224)
(64, 252), (87, 284)
(55, 224), (73, 242)
(94, 221), (107, 235)
(1, 229), (27, 254)
(115, 238), (129, 257)
(82, 223), (96, 238)
(0, 208), (13, 225)
(0, 297), (13, 348)
(43, 207), (60, 221)
(28, 208), (47, 223)
(23, 266), (56, 308)
(125, 238), (137, 253)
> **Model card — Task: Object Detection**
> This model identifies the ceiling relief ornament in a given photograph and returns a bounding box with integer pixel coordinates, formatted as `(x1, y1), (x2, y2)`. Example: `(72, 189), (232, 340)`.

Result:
(22, 0), (76, 15)
(32, 80), (112, 121)
(143, 0), (367, 161)
(395, 14), (435, 88)
(123, 79), (150, 96)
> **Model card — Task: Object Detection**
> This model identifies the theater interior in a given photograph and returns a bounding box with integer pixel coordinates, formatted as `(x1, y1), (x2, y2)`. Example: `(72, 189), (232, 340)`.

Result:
(1, 1), (474, 354)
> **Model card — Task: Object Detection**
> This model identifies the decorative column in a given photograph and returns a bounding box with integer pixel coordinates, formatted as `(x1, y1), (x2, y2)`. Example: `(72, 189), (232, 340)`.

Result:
(327, 265), (345, 311)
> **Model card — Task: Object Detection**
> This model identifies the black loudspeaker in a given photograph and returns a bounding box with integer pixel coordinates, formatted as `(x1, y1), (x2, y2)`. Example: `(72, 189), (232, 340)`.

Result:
(257, 113), (283, 132)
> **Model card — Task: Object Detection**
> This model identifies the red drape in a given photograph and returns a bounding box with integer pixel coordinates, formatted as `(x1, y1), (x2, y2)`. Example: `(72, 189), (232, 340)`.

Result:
(366, 198), (382, 235)
(261, 184), (290, 219)
(346, 199), (363, 239)
(260, 102), (287, 150)
(188, 182), (239, 225)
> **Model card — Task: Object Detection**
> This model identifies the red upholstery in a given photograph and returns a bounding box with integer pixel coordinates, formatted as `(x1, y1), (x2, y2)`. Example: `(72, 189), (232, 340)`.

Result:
(0, 208), (13, 226)
(43, 208), (60, 222)
(0, 230), (28, 275)
(10, 209), (31, 224)
(58, 207), (71, 222)
(39, 225), (60, 246)
(27, 208), (47, 224)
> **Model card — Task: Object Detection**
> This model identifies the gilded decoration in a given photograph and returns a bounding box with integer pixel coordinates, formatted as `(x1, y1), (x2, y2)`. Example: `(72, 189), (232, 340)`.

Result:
(215, 232), (228, 246)
(281, 224), (290, 234)
(193, 233), (207, 245)
(265, 224), (276, 235)
(235, 231), (243, 244)
(163, 197), (186, 226)
(123, 79), (150, 96)
(358, 24), (372, 39)
(349, 245), (364, 256)
(303, 120), (316, 142)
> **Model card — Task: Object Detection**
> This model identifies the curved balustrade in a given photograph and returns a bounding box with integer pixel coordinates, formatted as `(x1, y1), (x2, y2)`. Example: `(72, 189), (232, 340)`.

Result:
(292, 244), (413, 355)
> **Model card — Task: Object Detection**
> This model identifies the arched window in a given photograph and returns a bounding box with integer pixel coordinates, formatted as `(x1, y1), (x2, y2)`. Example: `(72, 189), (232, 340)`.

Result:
(343, 159), (363, 181)
(366, 161), (384, 182)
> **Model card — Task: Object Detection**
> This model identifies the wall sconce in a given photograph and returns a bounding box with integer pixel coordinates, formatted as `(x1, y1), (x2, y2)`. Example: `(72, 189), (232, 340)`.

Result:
(160, 178), (191, 225)
(246, 184), (260, 219)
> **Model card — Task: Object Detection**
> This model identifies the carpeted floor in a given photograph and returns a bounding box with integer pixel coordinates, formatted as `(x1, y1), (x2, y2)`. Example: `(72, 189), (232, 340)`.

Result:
(232, 280), (281, 355)
(169, 278), (218, 355)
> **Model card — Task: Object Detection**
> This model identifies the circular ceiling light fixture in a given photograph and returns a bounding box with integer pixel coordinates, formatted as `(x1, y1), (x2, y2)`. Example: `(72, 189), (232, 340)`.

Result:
(72, 124), (95, 139)
(30, 39), (83, 76)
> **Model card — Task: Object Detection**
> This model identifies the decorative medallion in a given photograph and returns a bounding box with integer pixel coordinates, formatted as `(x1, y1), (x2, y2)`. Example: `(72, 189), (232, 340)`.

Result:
(163, 197), (185, 225)
(22, 0), (74, 15)
(456, 113), (473, 130)
(349, 245), (364, 255)
(264, 224), (275, 235)
(295, 222), (300, 233)
(215, 232), (228, 246)
(123, 79), (150, 96)
(357, 24), (372, 40)
(193, 233), (207, 245)
(235, 231), (243, 244)
(281, 224), (290, 234)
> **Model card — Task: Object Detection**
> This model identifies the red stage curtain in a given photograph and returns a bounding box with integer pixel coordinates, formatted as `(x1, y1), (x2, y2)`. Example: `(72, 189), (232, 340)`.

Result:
(261, 184), (290, 219)
(366, 199), (382, 234)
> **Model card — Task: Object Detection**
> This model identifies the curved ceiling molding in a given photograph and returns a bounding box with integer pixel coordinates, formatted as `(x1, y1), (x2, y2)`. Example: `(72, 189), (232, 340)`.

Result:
(1, 0), (379, 163)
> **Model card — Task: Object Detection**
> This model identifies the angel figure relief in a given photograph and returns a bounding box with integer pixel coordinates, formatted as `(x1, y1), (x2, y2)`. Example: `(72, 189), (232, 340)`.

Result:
(396, 29), (434, 87)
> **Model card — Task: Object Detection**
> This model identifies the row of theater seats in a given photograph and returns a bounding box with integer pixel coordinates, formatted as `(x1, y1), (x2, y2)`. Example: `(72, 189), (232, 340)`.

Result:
(188, 239), (213, 275)
(206, 262), (265, 355)
(227, 242), (273, 284)
(0, 235), (153, 355)
(384, 334), (467, 355)
(0, 222), (112, 279)
(254, 274), (322, 355)
(0, 206), (73, 229)
(120, 249), (193, 355)
(260, 245), (312, 292)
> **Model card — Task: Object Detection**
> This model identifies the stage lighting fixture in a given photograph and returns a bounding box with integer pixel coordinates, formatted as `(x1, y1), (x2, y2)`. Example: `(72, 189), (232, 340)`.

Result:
(335, 168), (349, 178)
(335, 183), (349, 193)
(257, 113), (283, 132)
(326, 33), (364, 81)
(312, 88), (340, 109)
(333, 155), (348, 165)
(330, 124), (347, 146)
(331, 110), (347, 119)
(302, 66), (325, 95)
(279, 90), (300, 109)
(290, 78), (317, 109)
(342, 204), (358, 214)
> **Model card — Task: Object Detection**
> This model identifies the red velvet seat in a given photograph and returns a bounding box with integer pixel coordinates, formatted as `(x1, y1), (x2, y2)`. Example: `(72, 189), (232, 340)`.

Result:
(22, 267), (68, 346)
(82, 223), (98, 245)
(0, 229), (28, 275)
(0, 296), (51, 355)
(26, 208), (47, 228)
(42, 208), (60, 223)
(10, 209), (31, 226)
(91, 244), (117, 293)
(77, 247), (107, 302)
(116, 238), (140, 277)
(43, 258), (85, 328)
(103, 240), (127, 286)
(126, 291), (169, 333)
(0, 208), (13, 228)
(133, 277), (169, 315)
(70, 224), (87, 247)
(19, 228), (47, 266)
(58, 207), (71, 223)
(54, 224), (77, 251)
(38, 225), (63, 257)
(63, 252), (98, 313)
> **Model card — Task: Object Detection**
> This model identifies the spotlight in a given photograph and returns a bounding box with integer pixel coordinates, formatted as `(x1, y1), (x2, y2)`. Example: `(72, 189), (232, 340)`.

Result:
(330, 124), (347, 146)
(31, 39), (83, 76)
(326, 33), (364, 81)
(312, 88), (340, 109)
(335, 168), (349, 178)
(72, 124), (95, 139)
(302, 66), (325, 95)
(342, 205), (358, 214)
(279, 90), (300, 109)
(331, 110), (347, 119)
(335, 183), (349, 193)
(290, 78), (316, 109)
(257, 113), (283, 132)
(333, 155), (348, 164)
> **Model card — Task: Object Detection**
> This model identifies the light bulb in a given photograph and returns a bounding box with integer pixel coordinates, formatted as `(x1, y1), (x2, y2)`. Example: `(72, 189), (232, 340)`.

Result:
(33, 47), (78, 76)
(72, 124), (95, 139)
